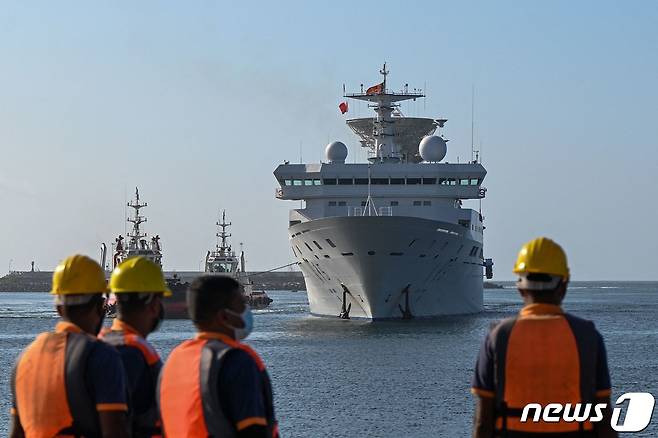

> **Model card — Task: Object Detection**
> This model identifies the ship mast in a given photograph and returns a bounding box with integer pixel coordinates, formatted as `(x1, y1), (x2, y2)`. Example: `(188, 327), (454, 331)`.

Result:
(127, 187), (147, 246)
(344, 63), (425, 163)
(216, 210), (232, 255)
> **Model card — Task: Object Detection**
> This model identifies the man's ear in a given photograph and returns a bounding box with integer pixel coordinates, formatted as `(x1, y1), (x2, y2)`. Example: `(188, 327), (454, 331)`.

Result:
(148, 296), (160, 313)
(556, 280), (568, 301)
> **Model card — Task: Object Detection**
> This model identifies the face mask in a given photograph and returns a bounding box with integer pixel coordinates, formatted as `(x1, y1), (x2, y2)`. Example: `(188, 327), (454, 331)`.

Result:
(226, 306), (253, 340)
(151, 302), (165, 333)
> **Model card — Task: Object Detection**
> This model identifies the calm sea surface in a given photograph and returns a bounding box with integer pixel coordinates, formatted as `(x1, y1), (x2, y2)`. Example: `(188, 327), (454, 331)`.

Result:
(1, 282), (657, 437)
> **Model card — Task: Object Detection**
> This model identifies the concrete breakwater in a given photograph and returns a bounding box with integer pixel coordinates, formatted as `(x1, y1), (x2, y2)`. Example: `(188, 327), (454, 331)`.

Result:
(0, 270), (307, 292)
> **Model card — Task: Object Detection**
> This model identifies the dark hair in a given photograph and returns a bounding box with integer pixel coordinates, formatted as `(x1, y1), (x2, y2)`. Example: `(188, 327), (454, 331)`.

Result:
(186, 275), (242, 323)
(115, 293), (156, 317)
(526, 273), (555, 283)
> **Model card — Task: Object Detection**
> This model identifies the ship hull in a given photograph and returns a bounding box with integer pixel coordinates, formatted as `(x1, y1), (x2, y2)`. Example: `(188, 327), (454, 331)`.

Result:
(290, 216), (484, 320)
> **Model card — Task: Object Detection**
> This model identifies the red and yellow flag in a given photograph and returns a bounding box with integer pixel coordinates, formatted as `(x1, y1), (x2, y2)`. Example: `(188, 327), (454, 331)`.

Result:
(366, 82), (384, 95)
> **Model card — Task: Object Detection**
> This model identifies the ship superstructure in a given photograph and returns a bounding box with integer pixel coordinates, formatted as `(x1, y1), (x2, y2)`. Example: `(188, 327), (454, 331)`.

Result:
(274, 65), (492, 319)
(112, 187), (162, 269)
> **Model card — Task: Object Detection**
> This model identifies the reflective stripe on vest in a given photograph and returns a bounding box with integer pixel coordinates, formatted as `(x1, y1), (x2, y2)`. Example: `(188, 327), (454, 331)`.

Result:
(100, 328), (162, 437)
(159, 335), (278, 438)
(491, 313), (599, 433)
(13, 330), (98, 437)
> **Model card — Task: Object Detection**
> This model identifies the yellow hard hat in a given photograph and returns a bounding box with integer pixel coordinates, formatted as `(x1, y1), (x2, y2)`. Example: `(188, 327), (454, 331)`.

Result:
(51, 254), (107, 295)
(110, 256), (172, 297)
(513, 237), (569, 279)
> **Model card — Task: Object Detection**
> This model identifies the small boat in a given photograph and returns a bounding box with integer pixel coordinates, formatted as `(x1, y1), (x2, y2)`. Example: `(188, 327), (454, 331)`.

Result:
(204, 211), (273, 309)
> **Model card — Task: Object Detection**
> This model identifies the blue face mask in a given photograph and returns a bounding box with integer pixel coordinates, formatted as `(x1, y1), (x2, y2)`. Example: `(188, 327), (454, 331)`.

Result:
(226, 306), (253, 340)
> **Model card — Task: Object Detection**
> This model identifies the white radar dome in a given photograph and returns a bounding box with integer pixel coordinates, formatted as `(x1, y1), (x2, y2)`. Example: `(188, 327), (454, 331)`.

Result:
(325, 141), (348, 163)
(419, 136), (447, 162)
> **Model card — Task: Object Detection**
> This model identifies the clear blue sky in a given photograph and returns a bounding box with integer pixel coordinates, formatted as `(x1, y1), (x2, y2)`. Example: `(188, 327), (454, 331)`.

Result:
(1, 1), (656, 280)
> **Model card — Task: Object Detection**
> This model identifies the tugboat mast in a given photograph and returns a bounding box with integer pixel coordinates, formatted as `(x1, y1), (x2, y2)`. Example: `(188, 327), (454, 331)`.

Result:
(216, 210), (232, 255)
(127, 187), (147, 244)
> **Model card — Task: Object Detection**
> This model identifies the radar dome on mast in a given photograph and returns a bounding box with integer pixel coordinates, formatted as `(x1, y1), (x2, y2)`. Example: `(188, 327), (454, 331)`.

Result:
(325, 141), (348, 163)
(419, 135), (447, 162)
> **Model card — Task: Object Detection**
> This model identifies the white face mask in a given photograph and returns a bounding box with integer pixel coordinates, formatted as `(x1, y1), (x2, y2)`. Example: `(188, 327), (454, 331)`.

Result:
(225, 306), (253, 340)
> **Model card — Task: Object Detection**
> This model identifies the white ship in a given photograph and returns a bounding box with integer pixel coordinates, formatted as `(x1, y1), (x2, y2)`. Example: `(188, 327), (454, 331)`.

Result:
(274, 65), (493, 320)
(205, 211), (273, 309)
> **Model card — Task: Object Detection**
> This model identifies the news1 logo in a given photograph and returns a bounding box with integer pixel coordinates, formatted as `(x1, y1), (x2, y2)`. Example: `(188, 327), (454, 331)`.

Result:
(520, 393), (655, 432)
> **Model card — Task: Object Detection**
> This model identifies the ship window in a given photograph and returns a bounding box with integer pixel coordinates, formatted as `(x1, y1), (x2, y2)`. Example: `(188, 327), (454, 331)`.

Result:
(314, 179), (322, 186)
(293, 179), (303, 186)
(439, 178), (456, 185)
(314, 254), (319, 259)
(304, 242), (313, 252)
(313, 241), (323, 250)
(460, 178), (470, 186)
(368, 251), (376, 255)
(341, 252), (354, 256)
(422, 178), (437, 184)
(323, 178), (337, 185)
(390, 201), (399, 206)
(423, 201), (431, 206)
(325, 239), (337, 248)
(328, 201), (336, 206)
(338, 178), (353, 185)
(284, 179), (293, 186)
(406, 178), (420, 185)
(470, 178), (479, 185)
(354, 178), (369, 185)
(389, 252), (404, 256)
(324, 255), (331, 259)
(419, 254), (427, 258)
(338, 201), (346, 206)
(304, 179), (313, 186)
(413, 201), (422, 206)
(290, 220), (301, 227)
(390, 178), (404, 185)
(372, 178), (389, 185)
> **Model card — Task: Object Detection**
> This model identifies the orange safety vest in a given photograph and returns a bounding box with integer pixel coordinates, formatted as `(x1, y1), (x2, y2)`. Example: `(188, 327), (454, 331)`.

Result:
(100, 319), (162, 437)
(12, 322), (101, 438)
(158, 332), (279, 438)
(490, 305), (601, 435)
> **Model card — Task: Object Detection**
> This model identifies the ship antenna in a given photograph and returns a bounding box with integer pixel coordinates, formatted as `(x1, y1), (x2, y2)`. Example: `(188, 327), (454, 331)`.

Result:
(380, 62), (388, 92)
(363, 163), (378, 216)
(471, 84), (475, 163)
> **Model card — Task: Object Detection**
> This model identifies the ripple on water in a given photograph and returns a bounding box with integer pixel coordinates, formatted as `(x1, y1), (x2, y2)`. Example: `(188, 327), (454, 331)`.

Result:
(1, 285), (657, 437)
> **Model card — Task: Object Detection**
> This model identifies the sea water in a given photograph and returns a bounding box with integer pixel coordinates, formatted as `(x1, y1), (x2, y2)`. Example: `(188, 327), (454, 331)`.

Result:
(1, 282), (656, 437)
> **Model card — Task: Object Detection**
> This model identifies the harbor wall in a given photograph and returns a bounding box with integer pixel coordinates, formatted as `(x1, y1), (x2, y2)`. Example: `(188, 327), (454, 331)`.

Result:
(0, 270), (307, 292)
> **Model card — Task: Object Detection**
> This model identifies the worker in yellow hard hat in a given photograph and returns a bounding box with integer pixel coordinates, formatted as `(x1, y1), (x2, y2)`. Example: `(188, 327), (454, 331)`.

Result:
(10, 254), (130, 438)
(470, 238), (617, 438)
(99, 256), (171, 438)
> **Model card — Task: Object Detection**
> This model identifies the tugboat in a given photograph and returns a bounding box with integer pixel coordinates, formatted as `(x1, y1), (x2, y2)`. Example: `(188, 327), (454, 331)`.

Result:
(110, 187), (189, 318)
(204, 211), (273, 309)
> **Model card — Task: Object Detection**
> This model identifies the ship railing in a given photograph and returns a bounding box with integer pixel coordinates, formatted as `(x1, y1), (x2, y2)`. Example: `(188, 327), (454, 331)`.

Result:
(349, 206), (393, 217)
